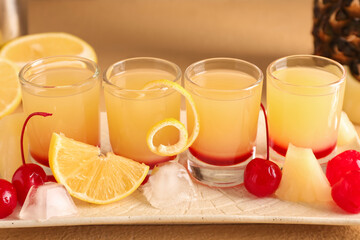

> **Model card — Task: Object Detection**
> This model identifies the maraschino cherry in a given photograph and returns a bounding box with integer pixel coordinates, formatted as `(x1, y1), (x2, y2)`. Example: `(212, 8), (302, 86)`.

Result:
(326, 150), (360, 186)
(46, 175), (57, 183)
(325, 149), (360, 213)
(12, 112), (52, 205)
(331, 170), (360, 214)
(0, 179), (17, 218)
(243, 104), (282, 197)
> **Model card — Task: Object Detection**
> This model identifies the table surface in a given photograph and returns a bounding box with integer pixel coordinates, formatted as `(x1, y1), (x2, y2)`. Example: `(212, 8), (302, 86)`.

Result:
(3, 0), (360, 238)
(2, 224), (360, 240)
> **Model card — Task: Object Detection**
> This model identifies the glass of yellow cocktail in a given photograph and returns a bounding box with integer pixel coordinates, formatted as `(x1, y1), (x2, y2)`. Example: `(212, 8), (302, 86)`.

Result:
(267, 55), (346, 163)
(185, 58), (263, 187)
(19, 56), (101, 167)
(103, 57), (181, 167)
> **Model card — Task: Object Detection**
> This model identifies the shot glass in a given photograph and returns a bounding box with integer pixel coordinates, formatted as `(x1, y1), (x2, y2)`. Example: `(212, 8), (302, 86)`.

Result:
(103, 57), (182, 168)
(19, 56), (101, 167)
(266, 55), (345, 163)
(185, 58), (263, 187)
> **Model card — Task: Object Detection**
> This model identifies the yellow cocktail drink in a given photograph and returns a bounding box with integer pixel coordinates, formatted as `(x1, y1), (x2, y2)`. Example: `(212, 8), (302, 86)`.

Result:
(186, 70), (262, 165)
(103, 58), (181, 167)
(185, 58), (263, 187)
(19, 56), (100, 166)
(267, 55), (345, 159)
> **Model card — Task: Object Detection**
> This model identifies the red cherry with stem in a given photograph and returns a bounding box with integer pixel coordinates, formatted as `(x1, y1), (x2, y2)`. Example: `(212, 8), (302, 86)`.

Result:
(331, 170), (360, 214)
(12, 164), (47, 205)
(244, 158), (282, 197)
(0, 179), (17, 219)
(12, 112), (52, 205)
(326, 150), (360, 186)
(244, 104), (282, 197)
(259, 103), (269, 161)
(46, 175), (57, 183)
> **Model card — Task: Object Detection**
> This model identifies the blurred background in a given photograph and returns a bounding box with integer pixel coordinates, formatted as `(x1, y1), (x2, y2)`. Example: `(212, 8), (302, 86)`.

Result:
(28, 0), (313, 73)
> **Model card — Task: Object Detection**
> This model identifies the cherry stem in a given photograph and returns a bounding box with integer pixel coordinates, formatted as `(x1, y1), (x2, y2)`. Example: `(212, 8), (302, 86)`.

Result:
(21, 112), (53, 165)
(260, 103), (269, 161)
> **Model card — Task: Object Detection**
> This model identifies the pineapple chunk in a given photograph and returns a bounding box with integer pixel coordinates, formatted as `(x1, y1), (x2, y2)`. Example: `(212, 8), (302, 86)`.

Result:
(337, 111), (358, 146)
(275, 144), (332, 204)
(343, 66), (360, 125)
(0, 113), (29, 181)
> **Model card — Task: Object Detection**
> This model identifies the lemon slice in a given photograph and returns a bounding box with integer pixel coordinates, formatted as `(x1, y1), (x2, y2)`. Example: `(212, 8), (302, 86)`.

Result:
(0, 58), (21, 118)
(49, 133), (149, 204)
(144, 79), (200, 156)
(0, 33), (97, 67)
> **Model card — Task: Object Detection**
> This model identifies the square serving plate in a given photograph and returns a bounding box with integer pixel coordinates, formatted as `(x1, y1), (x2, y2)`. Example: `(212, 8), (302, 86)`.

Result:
(1, 111), (359, 228)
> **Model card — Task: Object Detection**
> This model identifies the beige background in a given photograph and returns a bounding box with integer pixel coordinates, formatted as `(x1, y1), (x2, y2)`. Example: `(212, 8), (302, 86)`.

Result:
(2, 0), (360, 239)
(27, 0), (313, 72)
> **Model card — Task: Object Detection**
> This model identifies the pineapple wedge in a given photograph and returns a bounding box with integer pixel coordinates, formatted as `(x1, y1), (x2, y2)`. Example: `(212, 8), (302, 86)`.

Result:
(337, 111), (358, 146)
(275, 144), (332, 204)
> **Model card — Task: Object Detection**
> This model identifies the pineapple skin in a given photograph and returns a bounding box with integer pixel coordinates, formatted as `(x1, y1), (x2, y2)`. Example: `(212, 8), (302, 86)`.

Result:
(313, 0), (360, 123)
(313, 0), (360, 69)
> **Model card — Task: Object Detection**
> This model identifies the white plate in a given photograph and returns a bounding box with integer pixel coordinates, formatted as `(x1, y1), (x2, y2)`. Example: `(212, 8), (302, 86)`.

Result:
(1, 111), (360, 228)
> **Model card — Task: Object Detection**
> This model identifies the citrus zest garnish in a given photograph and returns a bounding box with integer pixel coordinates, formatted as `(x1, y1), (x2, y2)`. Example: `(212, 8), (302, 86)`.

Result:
(143, 79), (200, 156)
(0, 58), (21, 118)
(49, 133), (149, 204)
(147, 118), (188, 156)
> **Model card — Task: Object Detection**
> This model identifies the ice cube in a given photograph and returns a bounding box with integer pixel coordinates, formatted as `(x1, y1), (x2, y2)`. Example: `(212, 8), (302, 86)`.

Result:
(19, 182), (78, 221)
(142, 161), (197, 209)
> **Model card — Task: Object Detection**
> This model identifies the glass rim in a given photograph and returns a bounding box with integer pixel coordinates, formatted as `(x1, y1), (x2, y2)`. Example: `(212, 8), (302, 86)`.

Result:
(103, 57), (182, 93)
(267, 54), (346, 88)
(19, 55), (100, 89)
(184, 57), (263, 92)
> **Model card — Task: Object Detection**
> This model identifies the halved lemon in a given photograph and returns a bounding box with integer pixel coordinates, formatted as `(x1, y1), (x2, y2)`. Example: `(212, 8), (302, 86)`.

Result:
(0, 58), (21, 118)
(49, 133), (149, 204)
(0, 32), (97, 67)
(144, 79), (200, 156)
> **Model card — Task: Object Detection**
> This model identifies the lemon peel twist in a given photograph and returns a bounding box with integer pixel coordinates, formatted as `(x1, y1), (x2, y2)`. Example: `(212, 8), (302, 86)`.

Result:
(144, 79), (200, 156)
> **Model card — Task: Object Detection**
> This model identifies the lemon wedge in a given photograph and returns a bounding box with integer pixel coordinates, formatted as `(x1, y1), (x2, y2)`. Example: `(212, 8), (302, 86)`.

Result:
(0, 32), (97, 67)
(144, 79), (200, 156)
(0, 58), (21, 118)
(49, 133), (149, 204)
